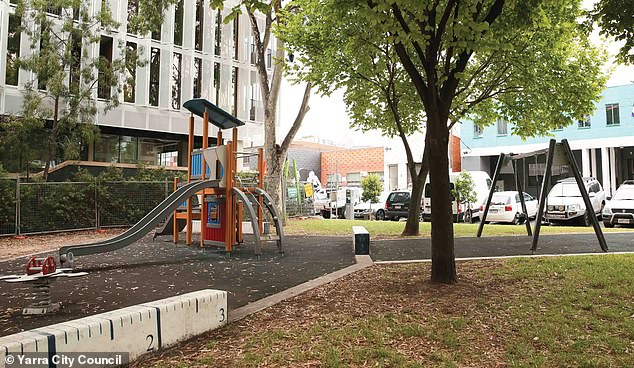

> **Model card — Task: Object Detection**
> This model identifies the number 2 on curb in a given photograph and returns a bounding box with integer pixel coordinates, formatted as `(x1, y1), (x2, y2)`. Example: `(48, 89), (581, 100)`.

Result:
(146, 334), (154, 352)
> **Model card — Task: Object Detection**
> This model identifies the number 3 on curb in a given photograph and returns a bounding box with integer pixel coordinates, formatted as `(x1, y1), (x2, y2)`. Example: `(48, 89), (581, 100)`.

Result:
(219, 308), (225, 322)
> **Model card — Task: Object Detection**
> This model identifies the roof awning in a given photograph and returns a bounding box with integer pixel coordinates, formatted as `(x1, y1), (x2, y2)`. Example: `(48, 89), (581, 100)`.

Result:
(183, 98), (245, 130)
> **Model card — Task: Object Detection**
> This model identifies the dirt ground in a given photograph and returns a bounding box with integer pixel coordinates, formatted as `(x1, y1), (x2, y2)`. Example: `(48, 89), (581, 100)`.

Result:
(0, 229), (126, 262)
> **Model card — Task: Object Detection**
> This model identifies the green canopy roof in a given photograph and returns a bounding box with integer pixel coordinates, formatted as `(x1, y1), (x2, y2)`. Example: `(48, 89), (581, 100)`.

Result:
(183, 98), (245, 130)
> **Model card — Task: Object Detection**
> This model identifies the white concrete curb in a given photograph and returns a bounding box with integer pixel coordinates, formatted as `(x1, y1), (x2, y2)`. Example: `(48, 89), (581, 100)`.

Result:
(0, 289), (227, 367)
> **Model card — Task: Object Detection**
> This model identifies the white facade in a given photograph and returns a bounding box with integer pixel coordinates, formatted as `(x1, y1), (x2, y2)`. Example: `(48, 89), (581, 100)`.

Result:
(0, 0), (274, 163)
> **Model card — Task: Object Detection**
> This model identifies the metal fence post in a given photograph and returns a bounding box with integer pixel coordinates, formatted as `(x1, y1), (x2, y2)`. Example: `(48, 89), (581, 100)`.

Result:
(95, 181), (99, 229)
(15, 176), (20, 236)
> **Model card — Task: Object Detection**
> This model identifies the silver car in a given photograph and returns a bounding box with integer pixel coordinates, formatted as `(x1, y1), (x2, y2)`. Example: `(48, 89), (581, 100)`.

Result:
(602, 180), (634, 227)
(544, 177), (606, 226)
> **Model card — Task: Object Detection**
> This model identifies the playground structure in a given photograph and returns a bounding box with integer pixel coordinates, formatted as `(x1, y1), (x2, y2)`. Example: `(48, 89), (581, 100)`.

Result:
(53, 98), (283, 267)
(2, 99), (284, 313)
(477, 139), (608, 252)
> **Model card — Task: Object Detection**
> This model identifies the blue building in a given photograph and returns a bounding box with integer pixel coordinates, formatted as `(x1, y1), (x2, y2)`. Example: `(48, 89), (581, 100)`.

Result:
(461, 83), (634, 197)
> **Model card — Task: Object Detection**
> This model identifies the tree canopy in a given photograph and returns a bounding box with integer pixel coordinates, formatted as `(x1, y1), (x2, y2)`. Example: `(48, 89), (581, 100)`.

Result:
(281, 0), (606, 282)
(590, 0), (634, 64)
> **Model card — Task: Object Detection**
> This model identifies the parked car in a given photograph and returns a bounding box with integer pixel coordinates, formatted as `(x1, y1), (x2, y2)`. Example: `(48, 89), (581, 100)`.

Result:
(602, 180), (634, 228)
(422, 171), (492, 223)
(422, 183), (460, 222)
(485, 191), (538, 224)
(354, 193), (388, 219)
(544, 177), (606, 226)
(376, 190), (423, 221)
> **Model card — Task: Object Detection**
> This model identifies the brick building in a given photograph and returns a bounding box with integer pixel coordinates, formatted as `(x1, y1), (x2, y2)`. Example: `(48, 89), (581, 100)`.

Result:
(321, 147), (385, 188)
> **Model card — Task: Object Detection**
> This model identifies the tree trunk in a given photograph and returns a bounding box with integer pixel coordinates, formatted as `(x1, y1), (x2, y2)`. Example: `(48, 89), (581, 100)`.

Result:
(427, 116), (457, 283)
(402, 147), (430, 236)
(43, 98), (61, 182)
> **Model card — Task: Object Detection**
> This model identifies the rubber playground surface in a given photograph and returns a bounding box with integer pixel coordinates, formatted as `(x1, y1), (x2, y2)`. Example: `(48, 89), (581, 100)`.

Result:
(0, 234), (355, 336)
(1, 231), (633, 336)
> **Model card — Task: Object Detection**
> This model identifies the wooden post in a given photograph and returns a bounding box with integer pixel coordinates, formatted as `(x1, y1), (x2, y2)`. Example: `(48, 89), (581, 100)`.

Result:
(173, 177), (179, 244)
(231, 128), (238, 246)
(562, 139), (608, 252)
(477, 153), (505, 237)
(225, 142), (233, 252)
(186, 115), (194, 245)
(200, 110), (209, 248)
(257, 148), (264, 234)
(532, 139), (557, 252)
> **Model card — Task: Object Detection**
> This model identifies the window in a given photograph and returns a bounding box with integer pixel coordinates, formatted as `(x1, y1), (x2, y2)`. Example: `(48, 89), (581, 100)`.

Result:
(123, 42), (137, 103)
(94, 134), (120, 162)
(171, 52), (182, 109)
(606, 103), (620, 126)
(553, 124), (564, 131)
(193, 57), (202, 98)
(266, 48), (272, 68)
(213, 62), (220, 105)
(214, 11), (222, 56)
(250, 43), (256, 65)
(230, 67), (238, 115)
(347, 172), (361, 186)
(250, 78), (257, 120)
(497, 118), (507, 135)
(194, 0), (203, 51)
(119, 136), (138, 163)
(474, 124), (483, 138)
(578, 115), (591, 128)
(46, 4), (62, 16)
(97, 36), (113, 99)
(69, 32), (81, 94)
(327, 174), (342, 185)
(38, 22), (51, 90)
(151, 25), (161, 41)
(233, 16), (239, 60)
(6, 14), (21, 86)
(127, 0), (139, 34)
(149, 47), (160, 106)
(159, 150), (178, 167)
(173, 0), (183, 46)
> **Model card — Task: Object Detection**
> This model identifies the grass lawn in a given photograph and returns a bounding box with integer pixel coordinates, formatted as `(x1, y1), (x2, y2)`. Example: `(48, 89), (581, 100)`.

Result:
(285, 218), (634, 238)
(141, 255), (634, 367)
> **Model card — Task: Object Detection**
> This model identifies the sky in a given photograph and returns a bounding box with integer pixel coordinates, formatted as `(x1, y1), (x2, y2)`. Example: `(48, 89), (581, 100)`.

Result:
(277, 6), (634, 149)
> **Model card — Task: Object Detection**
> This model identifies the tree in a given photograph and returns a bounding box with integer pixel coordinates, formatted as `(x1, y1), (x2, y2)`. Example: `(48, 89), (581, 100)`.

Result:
(279, 6), (429, 235)
(590, 0), (634, 64)
(361, 174), (382, 220)
(209, 0), (312, 216)
(10, 0), (134, 180)
(284, 0), (606, 283)
(453, 171), (477, 223)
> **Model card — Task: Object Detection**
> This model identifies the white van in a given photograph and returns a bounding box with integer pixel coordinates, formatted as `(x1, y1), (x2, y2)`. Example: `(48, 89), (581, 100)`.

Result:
(423, 171), (492, 222)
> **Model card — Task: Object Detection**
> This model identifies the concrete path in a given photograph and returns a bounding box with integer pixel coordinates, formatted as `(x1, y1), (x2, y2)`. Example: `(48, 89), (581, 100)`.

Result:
(369, 232), (634, 262)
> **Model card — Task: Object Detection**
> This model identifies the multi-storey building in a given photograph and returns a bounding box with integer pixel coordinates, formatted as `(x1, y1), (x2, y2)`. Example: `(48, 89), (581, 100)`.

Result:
(0, 0), (275, 169)
(461, 83), (634, 197)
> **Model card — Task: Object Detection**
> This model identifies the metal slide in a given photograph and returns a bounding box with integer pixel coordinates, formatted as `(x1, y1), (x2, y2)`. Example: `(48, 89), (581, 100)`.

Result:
(59, 180), (220, 267)
(232, 188), (262, 255)
(153, 213), (187, 237)
(254, 188), (285, 254)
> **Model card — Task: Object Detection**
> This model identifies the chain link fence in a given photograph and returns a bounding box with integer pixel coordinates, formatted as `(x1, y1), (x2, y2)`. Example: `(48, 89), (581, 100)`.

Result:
(284, 182), (316, 218)
(0, 179), (17, 235)
(0, 180), (170, 236)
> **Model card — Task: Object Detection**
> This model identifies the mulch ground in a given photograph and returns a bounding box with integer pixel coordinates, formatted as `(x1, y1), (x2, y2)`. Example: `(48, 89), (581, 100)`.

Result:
(0, 229), (126, 262)
(134, 261), (515, 367)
